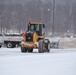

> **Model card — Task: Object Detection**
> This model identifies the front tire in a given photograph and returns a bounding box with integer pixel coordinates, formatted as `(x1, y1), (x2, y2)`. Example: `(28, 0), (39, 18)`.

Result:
(38, 40), (44, 53)
(28, 48), (33, 52)
(21, 46), (27, 52)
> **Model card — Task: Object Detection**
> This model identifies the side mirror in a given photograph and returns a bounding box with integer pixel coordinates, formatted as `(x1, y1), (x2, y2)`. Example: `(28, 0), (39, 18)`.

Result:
(43, 24), (45, 28)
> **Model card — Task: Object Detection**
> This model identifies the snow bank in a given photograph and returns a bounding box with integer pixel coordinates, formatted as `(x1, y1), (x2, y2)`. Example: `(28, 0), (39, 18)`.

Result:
(59, 37), (76, 49)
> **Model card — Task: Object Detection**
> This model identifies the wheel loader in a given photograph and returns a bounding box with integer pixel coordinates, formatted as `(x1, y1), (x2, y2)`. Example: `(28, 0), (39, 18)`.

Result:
(21, 21), (50, 53)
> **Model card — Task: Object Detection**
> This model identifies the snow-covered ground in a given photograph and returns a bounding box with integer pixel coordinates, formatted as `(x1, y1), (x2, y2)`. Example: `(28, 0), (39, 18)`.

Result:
(0, 48), (76, 75)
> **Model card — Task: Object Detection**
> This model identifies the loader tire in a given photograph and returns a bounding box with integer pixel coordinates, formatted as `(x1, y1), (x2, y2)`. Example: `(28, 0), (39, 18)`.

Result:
(43, 39), (50, 52)
(38, 40), (44, 53)
(21, 46), (27, 52)
(47, 42), (50, 52)
(28, 48), (33, 52)
(0, 46), (1, 48)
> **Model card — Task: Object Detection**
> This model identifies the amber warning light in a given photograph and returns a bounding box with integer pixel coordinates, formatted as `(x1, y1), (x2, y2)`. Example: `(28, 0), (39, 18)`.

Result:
(21, 33), (25, 37)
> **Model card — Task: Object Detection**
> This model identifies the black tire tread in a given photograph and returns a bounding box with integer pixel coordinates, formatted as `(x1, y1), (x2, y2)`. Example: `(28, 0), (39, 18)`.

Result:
(21, 46), (27, 52)
(38, 40), (44, 53)
(28, 48), (33, 52)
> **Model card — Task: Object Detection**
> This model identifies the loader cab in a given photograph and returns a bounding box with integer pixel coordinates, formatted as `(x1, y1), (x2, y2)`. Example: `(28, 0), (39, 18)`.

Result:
(28, 22), (45, 36)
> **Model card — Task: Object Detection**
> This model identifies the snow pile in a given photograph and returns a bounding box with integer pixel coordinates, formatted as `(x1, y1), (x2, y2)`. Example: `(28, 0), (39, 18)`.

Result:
(59, 37), (76, 49)
(46, 37), (76, 49)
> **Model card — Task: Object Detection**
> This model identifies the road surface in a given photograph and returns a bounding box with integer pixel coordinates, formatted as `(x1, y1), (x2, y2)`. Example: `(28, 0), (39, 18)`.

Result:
(0, 48), (76, 75)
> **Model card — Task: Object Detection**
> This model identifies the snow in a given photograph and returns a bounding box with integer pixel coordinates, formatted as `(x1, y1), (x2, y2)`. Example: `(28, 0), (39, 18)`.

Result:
(0, 48), (76, 75)
(46, 36), (61, 42)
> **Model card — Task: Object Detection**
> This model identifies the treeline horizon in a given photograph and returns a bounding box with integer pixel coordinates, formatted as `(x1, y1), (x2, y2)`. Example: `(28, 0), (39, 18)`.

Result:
(0, 0), (76, 36)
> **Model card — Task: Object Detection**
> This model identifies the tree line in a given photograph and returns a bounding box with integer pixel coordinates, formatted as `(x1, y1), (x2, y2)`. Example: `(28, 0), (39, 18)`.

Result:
(0, 0), (76, 36)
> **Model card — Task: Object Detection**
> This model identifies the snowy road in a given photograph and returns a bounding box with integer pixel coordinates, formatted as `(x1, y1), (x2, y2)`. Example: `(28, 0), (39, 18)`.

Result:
(0, 48), (76, 75)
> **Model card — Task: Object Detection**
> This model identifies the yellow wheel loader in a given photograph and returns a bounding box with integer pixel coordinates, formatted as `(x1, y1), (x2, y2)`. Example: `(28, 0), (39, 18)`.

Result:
(21, 21), (50, 53)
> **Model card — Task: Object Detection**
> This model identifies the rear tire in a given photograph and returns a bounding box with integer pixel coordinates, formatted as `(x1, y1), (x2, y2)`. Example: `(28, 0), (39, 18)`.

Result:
(21, 46), (27, 52)
(28, 48), (33, 52)
(43, 39), (50, 52)
(47, 42), (50, 52)
(0, 46), (1, 48)
(38, 40), (44, 53)
(7, 42), (13, 48)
